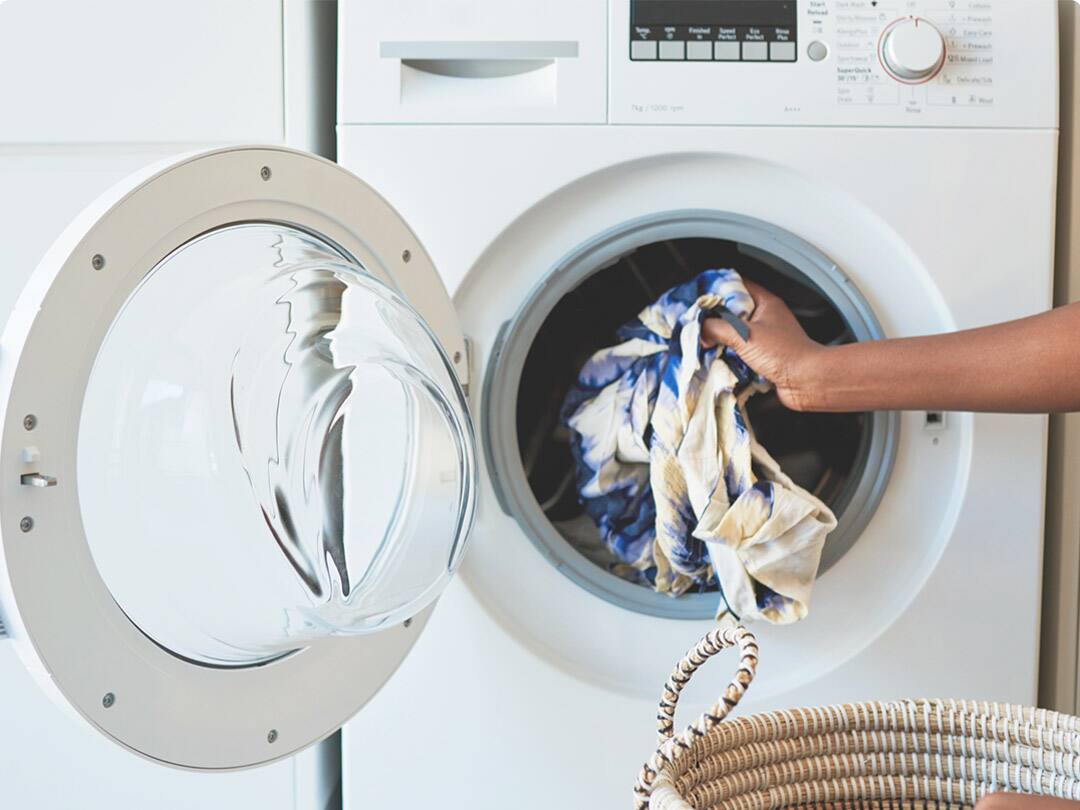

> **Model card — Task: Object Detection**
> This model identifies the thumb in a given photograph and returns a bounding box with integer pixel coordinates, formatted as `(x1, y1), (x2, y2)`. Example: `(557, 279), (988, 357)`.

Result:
(700, 316), (748, 351)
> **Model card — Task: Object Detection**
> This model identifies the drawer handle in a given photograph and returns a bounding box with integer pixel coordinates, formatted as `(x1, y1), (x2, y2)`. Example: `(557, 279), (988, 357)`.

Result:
(380, 40), (579, 79)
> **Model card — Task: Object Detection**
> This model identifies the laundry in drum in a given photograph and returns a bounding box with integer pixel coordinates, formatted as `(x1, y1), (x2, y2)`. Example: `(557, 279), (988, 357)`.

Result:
(561, 269), (837, 626)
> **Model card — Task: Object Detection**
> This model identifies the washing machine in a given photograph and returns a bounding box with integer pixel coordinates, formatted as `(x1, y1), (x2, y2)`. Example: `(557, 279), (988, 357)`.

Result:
(0, 1), (341, 806)
(0, 0), (1058, 808)
(332, 0), (1060, 808)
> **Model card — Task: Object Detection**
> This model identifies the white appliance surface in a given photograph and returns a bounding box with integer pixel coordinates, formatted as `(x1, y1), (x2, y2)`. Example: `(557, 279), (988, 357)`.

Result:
(0, 149), (331, 808)
(0, 1), (333, 806)
(337, 0), (1059, 808)
(0, 1), (284, 144)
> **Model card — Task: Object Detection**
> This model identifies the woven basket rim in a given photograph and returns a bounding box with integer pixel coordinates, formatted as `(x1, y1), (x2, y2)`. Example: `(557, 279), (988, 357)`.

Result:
(634, 629), (1080, 810)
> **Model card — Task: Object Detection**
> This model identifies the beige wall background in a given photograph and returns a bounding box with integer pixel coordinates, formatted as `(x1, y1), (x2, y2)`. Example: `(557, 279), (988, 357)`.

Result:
(1041, 0), (1080, 713)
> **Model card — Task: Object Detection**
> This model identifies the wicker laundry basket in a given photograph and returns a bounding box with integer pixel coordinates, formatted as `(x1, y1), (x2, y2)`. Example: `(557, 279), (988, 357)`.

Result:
(634, 627), (1080, 810)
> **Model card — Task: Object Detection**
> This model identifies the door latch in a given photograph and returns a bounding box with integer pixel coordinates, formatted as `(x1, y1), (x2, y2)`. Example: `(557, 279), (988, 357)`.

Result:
(20, 472), (57, 488)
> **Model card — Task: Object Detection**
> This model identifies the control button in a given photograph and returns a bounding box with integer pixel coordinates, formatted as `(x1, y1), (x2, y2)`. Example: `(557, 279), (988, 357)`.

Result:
(715, 41), (741, 61)
(770, 41), (796, 62)
(807, 40), (829, 61)
(631, 40), (658, 60)
(879, 17), (946, 83)
(659, 40), (686, 60)
(687, 41), (712, 61)
(742, 41), (768, 61)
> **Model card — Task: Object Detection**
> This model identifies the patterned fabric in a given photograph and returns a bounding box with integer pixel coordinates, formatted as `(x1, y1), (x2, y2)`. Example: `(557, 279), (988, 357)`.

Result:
(562, 269), (837, 626)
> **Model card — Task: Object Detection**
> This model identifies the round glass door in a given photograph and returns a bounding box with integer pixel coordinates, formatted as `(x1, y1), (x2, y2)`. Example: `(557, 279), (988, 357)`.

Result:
(77, 222), (475, 667)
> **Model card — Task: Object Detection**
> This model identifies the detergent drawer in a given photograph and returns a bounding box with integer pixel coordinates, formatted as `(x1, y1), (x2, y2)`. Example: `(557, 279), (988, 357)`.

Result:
(339, 0), (607, 124)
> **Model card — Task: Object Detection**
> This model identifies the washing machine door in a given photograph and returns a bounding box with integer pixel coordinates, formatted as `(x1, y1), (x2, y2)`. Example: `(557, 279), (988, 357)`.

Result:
(0, 146), (476, 769)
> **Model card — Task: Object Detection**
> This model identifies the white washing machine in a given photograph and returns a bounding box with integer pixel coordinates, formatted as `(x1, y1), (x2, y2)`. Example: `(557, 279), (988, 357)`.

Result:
(333, 0), (1060, 808)
(0, 1), (340, 807)
(0, 1), (1059, 808)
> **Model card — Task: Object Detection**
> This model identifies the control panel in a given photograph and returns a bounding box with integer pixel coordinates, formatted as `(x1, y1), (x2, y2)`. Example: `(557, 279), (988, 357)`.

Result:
(630, 1), (798, 63)
(832, 2), (992, 109)
(611, 0), (1058, 128)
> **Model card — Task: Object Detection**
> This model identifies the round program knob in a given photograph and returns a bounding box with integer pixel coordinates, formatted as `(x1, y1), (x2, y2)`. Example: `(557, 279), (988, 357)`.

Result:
(879, 17), (946, 83)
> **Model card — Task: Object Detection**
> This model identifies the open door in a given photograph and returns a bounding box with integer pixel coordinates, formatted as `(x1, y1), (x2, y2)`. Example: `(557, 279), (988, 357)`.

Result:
(0, 147), (476, 769)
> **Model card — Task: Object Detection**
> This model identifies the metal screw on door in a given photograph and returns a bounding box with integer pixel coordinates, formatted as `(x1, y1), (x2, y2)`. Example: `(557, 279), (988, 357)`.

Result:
(260, 166), (272, 181)
(102, 692), (115, 708)
(401, 249), (411, 263)
(22, 414), (36, 431)
(19, 517), (33, 533)
(267, 729), (278, 743)
(91, 254), (105, 271)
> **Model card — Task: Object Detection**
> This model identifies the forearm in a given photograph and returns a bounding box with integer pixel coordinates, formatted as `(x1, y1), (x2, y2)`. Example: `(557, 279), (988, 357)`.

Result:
(802, 302), (1080, 413)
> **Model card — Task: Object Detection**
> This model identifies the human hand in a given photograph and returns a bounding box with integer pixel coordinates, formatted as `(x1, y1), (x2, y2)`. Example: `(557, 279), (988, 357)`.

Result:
(701, 280), (830, 412)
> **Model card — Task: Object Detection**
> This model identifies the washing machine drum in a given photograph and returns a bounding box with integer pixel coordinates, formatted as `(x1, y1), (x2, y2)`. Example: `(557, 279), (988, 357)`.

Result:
(0, 147), (475, 769)
(483, 213), (898, 621)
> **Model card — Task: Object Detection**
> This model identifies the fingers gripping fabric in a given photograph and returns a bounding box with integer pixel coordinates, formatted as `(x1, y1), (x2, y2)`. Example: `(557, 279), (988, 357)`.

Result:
(562, 269), (837, 625)
(634, 627), (1080, 810)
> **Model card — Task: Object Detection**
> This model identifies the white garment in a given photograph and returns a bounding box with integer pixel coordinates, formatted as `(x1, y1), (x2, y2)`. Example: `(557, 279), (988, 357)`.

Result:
(565, 269), (837, 625)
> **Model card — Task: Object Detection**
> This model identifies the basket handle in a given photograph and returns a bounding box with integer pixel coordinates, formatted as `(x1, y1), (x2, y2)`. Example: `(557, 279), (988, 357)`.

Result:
(634, 626), (759, 809)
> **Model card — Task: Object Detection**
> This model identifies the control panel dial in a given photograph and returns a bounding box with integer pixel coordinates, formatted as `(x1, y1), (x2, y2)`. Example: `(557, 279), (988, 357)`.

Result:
(878, 17), (946, 84)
